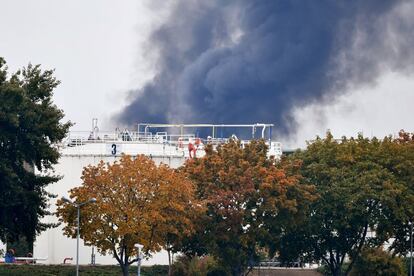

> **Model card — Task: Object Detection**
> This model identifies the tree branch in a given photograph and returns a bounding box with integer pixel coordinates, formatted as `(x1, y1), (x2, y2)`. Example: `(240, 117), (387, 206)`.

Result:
(344, 222), (368, 276)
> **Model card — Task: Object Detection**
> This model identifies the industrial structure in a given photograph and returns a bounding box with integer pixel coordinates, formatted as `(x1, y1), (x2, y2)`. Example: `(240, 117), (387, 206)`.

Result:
(32, 119), (282, 265)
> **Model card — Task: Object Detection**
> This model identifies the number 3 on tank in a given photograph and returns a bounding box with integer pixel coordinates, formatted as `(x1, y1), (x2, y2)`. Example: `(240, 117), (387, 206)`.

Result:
(106, 144), (121, 156)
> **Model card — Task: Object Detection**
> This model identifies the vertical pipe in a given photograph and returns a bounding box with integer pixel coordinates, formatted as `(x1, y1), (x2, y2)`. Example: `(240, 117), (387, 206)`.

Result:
(137, 124), (141, 140)
(76, 206), (80, 276)
(269, 126), (272, 142)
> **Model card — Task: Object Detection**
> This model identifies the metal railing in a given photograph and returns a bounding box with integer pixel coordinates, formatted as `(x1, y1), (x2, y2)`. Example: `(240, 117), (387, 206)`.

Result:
(62, 122), (282, 157)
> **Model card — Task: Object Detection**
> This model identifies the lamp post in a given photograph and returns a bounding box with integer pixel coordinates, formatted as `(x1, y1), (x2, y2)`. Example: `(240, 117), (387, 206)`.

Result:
(135, 243), (143, 276)
(62, 196), (97, 276)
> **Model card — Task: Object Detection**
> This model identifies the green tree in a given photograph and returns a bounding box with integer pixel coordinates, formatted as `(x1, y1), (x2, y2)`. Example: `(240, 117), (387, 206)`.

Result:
(183, 139), (315, 276)
(374, 131), (414, 256)
(280, 133), (404, 276)
(350, 247), (405, 276)
(0, 57), (71, 248)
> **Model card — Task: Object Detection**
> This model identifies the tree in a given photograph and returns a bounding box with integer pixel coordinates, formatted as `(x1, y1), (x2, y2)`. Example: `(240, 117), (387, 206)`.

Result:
(152, 163), (205, 276)
(0, 57), (71, 248)
(350, 247), (405, 276)
(183, 139), (315, 276)
(56, 155), (201, 276)
(374, 130), (414, 257)
(281, 133), (404, 276)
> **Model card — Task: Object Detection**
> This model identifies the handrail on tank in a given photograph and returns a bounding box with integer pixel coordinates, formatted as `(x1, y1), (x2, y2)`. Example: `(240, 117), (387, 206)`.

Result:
(63, 122), (276, 149)
(137, 123), (274, 140)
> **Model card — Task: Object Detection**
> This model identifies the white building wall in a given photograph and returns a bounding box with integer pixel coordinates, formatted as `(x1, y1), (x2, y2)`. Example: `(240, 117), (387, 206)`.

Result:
(34, 142), (186, 265)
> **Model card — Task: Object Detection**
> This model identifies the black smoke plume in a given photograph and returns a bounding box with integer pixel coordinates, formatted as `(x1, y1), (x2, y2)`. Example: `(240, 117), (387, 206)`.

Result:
(116, 0), (414, 135)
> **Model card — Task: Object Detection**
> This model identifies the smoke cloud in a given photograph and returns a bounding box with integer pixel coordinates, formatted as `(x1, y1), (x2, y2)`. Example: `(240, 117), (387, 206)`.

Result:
(116, 0), (414, 135)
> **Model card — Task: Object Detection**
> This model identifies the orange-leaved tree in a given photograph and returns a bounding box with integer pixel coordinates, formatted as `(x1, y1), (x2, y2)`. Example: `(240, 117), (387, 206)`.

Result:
(56, 155), (201, 276)
(150, 163), (205, 276)
(183, 139), (315, 276)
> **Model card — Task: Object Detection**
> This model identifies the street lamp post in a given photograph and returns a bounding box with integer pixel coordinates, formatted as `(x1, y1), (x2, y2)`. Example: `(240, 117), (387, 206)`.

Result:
(135, 243), (143, 276)
(91, 246), (96, 265)
(62, 196), (97, 276)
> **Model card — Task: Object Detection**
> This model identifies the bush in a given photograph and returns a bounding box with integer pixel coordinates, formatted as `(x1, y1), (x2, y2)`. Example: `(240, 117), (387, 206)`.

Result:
(350, 247), (405, 276)
(0, 264), (168, 276)
(172, 255), (229, 276)
(316, 263), (350, 276)
(141, 265), (169, 276)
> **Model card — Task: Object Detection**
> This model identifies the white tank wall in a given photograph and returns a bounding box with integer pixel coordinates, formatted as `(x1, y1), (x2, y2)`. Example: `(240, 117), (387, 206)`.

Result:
(34, 143), (186, 265)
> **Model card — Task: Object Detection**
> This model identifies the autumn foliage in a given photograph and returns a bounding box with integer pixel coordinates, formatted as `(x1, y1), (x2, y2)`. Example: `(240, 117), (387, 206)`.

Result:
(56, 155), (202, 276)
(54, 131), (414, 276)
(182, 139), (315, 275)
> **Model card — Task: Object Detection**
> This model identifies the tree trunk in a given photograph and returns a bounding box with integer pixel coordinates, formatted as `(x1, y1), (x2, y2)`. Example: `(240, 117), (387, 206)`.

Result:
(232, 265), (243, 276)
(331, 266), (342, 276)
(113, 246), (129, 276)
(121, 263), (129, 276)
(344, 223), (369, 276)
(121, 264), (129, 276)
(122, 245), (131, 276)
(167, 249), (172, 276)
(245, 266), (253, 276)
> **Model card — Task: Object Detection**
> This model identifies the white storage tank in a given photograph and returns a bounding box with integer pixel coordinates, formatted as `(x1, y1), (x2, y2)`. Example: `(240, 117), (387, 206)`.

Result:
(33, 121), (282, 265)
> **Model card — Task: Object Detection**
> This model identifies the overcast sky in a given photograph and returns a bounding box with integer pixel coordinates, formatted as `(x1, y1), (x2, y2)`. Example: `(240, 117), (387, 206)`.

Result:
(1, 0), (413, 147)
(0, 0), (158, 130)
